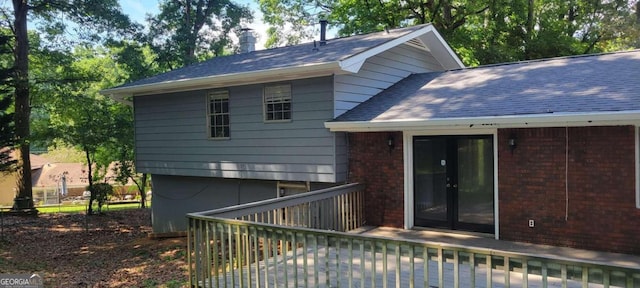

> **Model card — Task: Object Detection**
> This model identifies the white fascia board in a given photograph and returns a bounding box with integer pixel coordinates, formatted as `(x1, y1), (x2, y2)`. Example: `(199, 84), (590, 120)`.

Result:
(325, 111), (640, 132)
(100, 62), (343, 100)
(418, 30), (465, 70)
(338, 24), (465, 73)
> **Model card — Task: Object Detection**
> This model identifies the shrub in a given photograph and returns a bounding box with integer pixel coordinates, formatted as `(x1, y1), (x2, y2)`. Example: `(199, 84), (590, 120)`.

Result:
(89, 183), (114, 213)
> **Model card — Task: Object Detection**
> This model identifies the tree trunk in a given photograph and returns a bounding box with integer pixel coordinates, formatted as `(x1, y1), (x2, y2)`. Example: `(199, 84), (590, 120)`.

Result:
(524, 0), (535, 59)
(85, 148), (94, 215)
(11, 0), (34, 211)
(138, 173), (147, 208)
(183, 0), (196, 66)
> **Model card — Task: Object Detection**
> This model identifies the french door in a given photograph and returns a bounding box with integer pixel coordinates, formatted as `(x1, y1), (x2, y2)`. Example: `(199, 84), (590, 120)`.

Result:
(413, 135), (494, 233)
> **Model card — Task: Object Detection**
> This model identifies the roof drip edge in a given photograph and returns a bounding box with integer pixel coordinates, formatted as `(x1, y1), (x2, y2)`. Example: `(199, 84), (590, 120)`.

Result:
(325, 111), (640, 132)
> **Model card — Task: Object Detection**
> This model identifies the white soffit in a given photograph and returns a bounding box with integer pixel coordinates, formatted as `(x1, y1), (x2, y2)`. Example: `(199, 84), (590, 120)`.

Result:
(417, 31), (465, 70)
(338, 25), (465, 73)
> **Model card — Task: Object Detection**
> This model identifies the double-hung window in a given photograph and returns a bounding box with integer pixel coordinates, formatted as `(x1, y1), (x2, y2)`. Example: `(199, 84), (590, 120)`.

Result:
(264, 84), (291, 121)
(208, 90), (230, 138)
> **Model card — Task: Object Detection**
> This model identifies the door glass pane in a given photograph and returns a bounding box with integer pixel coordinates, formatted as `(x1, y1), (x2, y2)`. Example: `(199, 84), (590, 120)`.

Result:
(414, 138), (448, 222)
(457, 138), (494, 225)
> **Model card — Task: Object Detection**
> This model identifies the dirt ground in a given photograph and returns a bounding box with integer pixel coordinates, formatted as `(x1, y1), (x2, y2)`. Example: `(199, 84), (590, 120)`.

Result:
(0, 209), (188, 287)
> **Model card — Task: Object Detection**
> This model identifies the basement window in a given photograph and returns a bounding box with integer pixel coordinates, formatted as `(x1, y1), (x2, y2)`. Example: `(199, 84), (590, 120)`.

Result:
(208, 90), (230, 138)
(264, 84), (291, 122)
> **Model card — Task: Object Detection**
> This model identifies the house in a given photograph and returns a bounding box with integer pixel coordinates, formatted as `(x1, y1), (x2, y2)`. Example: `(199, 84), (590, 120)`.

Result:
(0, 152), (50, 206)
(31, 162), (137, 204)
(325, 50), (640, 255)
(101, 23), (463, 234)
(1, 153), (138, 206)
(103, 22), (640, 254)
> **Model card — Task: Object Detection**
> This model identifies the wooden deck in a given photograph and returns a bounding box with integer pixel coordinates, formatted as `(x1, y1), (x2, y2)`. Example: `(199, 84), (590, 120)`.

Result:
(203, 244), (632, 288)
(188, 184), (640, 288)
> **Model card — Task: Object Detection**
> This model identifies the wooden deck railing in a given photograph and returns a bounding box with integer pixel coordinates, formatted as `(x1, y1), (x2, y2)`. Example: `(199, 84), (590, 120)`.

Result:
(189, 183), (365, 231)
(187, 183), (640, 287)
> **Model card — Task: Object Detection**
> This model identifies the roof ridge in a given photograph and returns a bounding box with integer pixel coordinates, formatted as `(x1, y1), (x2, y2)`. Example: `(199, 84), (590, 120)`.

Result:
(216, 23), (432, 55)
(323, 23), (432, 42)
(448, 49), (640, 72)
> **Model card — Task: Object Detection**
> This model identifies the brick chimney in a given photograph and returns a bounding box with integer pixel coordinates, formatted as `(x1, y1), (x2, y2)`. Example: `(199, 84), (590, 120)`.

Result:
(239, 28), (255, 53)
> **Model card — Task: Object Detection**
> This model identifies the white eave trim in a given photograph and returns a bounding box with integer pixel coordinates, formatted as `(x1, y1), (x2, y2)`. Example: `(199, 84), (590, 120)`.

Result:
(101, 24), (465, 105)
(338, 24), (464, 72)
(325, 111), (640, 132)
(100, 62), (344, 103)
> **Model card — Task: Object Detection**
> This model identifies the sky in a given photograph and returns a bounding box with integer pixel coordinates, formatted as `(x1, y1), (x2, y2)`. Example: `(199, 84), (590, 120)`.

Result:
(117, 0), (271, 50)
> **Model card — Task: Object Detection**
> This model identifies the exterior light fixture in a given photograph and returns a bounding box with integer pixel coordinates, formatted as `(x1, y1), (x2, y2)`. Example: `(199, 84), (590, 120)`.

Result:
(508, 133), (517, 153)
(387, 135), (395, 153)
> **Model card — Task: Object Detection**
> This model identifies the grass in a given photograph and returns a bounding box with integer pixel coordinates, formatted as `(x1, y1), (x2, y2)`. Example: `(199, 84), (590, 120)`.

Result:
(36, 202), (145, 214)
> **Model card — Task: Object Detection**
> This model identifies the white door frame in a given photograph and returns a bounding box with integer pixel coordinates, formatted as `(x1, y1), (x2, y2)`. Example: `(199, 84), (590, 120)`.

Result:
(403, 128), (500, 239)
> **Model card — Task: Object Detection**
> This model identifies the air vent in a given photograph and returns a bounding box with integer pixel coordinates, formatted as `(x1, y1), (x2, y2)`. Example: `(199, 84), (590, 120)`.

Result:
(406, 38), (428, 50)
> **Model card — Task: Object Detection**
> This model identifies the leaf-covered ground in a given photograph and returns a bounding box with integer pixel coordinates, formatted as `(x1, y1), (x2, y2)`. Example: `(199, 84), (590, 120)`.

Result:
(0, 209), (188, 287)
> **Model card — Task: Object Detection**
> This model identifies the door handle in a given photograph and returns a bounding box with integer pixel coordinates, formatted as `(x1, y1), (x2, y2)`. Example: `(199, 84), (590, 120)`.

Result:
(453, 184), (457, 188)
(446, 183), (451, 188)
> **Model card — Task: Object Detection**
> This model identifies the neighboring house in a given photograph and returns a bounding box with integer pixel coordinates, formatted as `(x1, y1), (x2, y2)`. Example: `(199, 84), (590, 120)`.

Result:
(325, 50), (640, 255)
(102, 21), (640, 255)
(102, 24), (463, 234)
(31, 162), (135, 204)
(1, 154), (137, 206)
(0, 152), (50, 206)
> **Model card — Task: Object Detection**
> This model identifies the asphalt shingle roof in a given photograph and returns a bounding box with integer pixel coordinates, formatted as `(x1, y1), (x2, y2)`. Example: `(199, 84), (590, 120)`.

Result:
(117, 25), (429, 89)
(334, 50), (640, 122)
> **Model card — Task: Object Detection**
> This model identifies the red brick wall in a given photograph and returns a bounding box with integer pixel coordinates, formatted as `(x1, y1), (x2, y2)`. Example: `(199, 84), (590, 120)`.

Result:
(499, 126), (640, 254)
(349, 132), (404, 228)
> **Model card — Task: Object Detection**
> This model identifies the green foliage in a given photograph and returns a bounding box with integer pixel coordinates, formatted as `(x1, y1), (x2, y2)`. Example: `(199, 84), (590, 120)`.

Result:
(0, 31), (15, 173)
(147, 0), (253, 70)
(259, 0), (320, 48)
(88, 183), (114, 214)
(36, 203), (143, 214)
(260, 0), (640, 65)
(142, 279), (158, 288)
(106, 41), (161, 82)
(40, 141), (85, 163)
(3, 0), (140, 205)
(27, 0), (140, 49)
(163, 279), (186, 288)
(31, 45), (133, 214)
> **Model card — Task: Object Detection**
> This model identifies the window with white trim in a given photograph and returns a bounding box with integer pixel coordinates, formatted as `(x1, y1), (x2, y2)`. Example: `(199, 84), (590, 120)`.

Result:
(208, 90), (230, 138)
(264, 84), (291, 121)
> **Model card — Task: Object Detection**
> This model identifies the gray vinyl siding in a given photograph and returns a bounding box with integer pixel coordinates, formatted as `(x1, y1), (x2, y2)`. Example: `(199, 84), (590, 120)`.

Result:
(334, 132), (348, 181)
(150, 175), (276, 233)
(334, 44), (443, 117)
(135, 76), (345, 182)
(150, 175), (346, 233)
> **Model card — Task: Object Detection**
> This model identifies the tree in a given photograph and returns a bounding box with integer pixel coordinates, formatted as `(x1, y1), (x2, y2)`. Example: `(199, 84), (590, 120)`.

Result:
(102, 41), (160, 208)
(147, 0), (253, 70)
(258, 0), (491, 48)
(34, 46), (131, 214)
(258, 0), (320, 47)
(259, 0), (640, 64)
(2, 0), (137, 210)
(0, 32), (14, 172)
